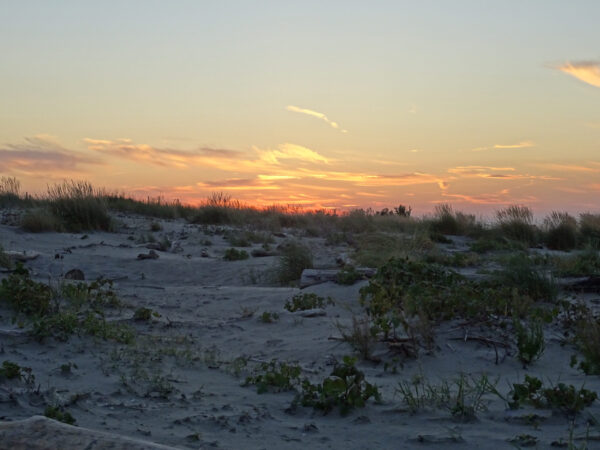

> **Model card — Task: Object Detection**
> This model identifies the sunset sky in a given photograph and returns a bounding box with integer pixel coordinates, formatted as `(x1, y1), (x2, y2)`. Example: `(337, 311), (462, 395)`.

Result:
(1, 1), (599, 215)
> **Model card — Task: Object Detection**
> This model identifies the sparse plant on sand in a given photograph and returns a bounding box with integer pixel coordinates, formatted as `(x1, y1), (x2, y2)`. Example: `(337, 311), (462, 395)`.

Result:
(259, 311), (279, 323)
(397, 372), (499, 420)
(336, 315), (378, 362)
(44, 405), (76, 425)
(244, 359), (302, 393)
(284, 293), (334, 312)
(223, 247), (249, 261)
(514, 318), (545, 366)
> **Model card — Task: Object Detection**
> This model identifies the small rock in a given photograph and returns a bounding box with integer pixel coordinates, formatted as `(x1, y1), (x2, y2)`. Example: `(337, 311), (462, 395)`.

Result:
(64, 269), (85, 280)
(201, 249), (209, 258)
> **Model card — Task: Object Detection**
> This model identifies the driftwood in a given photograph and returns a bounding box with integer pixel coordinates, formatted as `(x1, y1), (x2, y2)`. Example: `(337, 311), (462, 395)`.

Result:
(3, 251), (40, 262)
(299, 267), (376, 288)
(0, 416), (178, 450)
(565, 276), (600, 293)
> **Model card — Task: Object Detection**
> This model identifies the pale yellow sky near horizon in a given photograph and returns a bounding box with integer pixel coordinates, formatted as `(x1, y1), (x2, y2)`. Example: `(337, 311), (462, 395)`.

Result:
(0, 1), (599, 215)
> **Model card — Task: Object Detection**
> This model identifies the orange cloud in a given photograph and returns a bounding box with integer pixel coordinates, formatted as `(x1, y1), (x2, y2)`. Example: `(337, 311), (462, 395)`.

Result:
(558, 61), (600, 88)
(441, 191), (538, 205)
(286, 105), (347, 132)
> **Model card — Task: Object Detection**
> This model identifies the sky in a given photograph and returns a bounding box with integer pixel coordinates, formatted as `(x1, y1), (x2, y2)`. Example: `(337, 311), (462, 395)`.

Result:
(0, 1), (599, 215)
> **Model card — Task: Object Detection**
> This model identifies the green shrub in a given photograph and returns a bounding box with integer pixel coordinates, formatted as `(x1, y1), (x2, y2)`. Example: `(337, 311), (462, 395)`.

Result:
(21, 209), (62, 232)
(0, 265), (53, 316)
(47, 180), (112, 232)
(259, 311), (279, 323)
(31, 312), (79, 342)
(430, 204), (460, 235)
(336, 266), (362, 285)
(550, 248), (600, 277)
(223, 248), (249, 261)
(296, 356), (380, 415)
(285, 293), (334, 312)
(277, 241), (313, 284)
(544, 211), (577, 251)
(149, 221), (162, 231)
(245, 360), (301, 393)
(0, 245), (11, 269)
(44, 405), (76, 425)
(579, 213), (600, 248)
(339, 209), (374, 233)
(573, 312), (600, 375)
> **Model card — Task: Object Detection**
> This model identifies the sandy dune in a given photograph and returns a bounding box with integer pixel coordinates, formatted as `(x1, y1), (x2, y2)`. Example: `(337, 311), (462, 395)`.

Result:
(1, 214), (599, 449)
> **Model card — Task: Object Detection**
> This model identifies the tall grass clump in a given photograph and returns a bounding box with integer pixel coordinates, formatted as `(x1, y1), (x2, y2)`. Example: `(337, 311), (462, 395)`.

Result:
(0, 176), (22, 207)
(579, 213), (600, 249)
(277, 241), (313, 284)
(46, 181), (112, 232)
(21, 208), (62, 232)
(428, 204), (481, 237)
(543, 211), (577, 251)
(494, 254), (557, 302)
(496, 205), (536, 245)
(104, 194), (195, 219)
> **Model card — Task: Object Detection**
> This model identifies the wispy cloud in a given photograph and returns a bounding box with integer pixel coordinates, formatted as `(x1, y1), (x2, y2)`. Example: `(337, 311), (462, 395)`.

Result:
(558, 61), (600, 88)
(493, 140), (535, 149)
(536, 162), (600, 173)
(441, 191), (538, 206)
(286, 105), (347, 133)
(255, 142), (329, 165)
(84, 138), (246, 168)
(0, 135), (101, 175)
(472, 140), (535, 151)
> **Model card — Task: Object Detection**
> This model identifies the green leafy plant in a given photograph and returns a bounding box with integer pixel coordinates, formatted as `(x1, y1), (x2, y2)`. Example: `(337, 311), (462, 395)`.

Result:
(508, 375), (597, 415)
(284, 293), (334, 312)
(296, 356), (380, 415)
(223, 247), (249, 261)
(133, 307), (154, 321)
(514, 319), (545, 366)
(244, 360), (302, 393)
(0, 360), (34, 384)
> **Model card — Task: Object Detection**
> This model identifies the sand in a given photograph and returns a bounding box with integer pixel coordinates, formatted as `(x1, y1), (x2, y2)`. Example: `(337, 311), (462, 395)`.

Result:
(1, 213), (599, 449)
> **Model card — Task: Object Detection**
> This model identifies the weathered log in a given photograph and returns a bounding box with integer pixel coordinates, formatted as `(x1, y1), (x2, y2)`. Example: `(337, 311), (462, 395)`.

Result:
(299, 267), (376, 288)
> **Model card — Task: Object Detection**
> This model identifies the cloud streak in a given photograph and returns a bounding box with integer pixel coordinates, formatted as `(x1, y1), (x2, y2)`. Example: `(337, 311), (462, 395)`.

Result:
(472, 140), (535, 151)
(286, 105), (347, 132)
(558, 61), (600, 88)
(0, 135), (101, 175)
